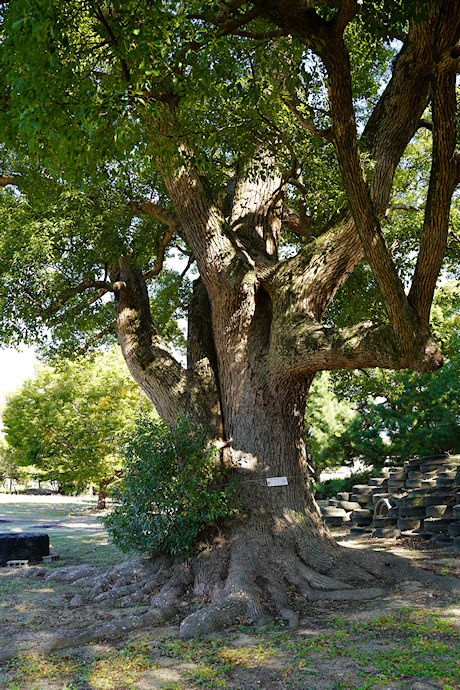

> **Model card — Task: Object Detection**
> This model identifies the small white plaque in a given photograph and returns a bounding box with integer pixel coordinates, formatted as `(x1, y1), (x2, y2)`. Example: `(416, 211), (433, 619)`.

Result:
(266, 476), (288, 487)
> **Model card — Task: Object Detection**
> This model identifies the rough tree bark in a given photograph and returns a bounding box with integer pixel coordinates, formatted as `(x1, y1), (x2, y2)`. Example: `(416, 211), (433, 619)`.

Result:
(98, 0), (460, 639)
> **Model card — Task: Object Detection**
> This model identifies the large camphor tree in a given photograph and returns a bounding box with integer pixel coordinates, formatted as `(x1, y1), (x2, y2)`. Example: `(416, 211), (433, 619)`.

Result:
(0, 0), (459, 637)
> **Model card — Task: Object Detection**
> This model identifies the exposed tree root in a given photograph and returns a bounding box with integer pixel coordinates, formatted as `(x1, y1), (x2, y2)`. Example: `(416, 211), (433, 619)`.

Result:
(20, 528), (459, 648)
(41, 606), (177, 653)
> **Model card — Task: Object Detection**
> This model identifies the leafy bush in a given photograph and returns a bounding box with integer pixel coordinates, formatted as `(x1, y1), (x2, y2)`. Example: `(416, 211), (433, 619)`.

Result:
(104, 416), (239, 556)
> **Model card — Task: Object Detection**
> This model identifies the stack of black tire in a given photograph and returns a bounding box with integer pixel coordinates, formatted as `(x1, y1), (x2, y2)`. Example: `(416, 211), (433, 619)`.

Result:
(320, 490), (361, 528)
(419, 459), (460, 552)
(452, 464), (460, 553)
(0, 533), (49, 565)
(320, 454), (460, 551)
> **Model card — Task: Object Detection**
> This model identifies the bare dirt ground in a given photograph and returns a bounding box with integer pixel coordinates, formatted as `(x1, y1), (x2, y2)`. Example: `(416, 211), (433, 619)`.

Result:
(0, 494), (459, 689)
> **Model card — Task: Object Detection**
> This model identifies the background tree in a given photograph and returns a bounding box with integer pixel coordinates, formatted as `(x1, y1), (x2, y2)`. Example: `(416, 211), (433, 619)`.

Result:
(2, 349), (148, 507)
(304, 372), (356, 481)
(0, 439), (28, 493)
(328, 281), (460, 464)
(0, 0), (459, 637)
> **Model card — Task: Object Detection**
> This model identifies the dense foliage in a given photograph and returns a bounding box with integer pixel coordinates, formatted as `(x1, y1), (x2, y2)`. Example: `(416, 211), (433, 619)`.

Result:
(104, 416), (239, 556)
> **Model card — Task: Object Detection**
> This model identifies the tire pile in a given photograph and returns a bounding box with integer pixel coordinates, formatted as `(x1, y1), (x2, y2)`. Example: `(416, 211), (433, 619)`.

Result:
(0, 533), (50, 565)
(320, 454), (460, 553)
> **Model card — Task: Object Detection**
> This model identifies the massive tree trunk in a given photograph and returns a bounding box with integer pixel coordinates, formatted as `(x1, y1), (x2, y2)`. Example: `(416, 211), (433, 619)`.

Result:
(104, 0), (460, 638)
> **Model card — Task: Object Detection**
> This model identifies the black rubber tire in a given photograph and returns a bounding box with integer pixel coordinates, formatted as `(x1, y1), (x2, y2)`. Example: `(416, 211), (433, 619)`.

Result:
(321, 507), (348, 517)
(425, 505), (452, 518)
(351, 516), (372, 526)
(336, 492), (350, 501)
(325, 515), (348, 527)
(423, 517), (453, 533)
(338, 501), (361, 511)
(453, 536), (460, 554)
(352, 485), (373, 495)
(436, 477), (455, 488)
(350, 494), (370, 505)
(421, 463), (443, 474)
(434, 535), (453, 548)
(453, 505), (460, 520)
(388, 480), (406, 489)
(397, 517), (421, 530)
(373, 527), (401, 538)
(399, 496), (425, 507)
(387, 468), (406, 480)
(419, 454), (450, 464)
(353, 509), (372, 519)
(405, 479), (422, 489)
(420, 480), (437, 489)
(436, 487), (457, 497)
(425, 494), (455, 506)
(448, 522), (460, 537)
(368, 478), (385, 487)
(372, 492), (391, 503)
(372, 516), (396, 528)
(405, 458), (422, 469)
(374, 498), (392, 516)
(398, 506), (426, 518)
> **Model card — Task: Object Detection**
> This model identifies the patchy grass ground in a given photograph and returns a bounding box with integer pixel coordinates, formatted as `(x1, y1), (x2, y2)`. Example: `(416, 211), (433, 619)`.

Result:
(0, 494), (459, 690)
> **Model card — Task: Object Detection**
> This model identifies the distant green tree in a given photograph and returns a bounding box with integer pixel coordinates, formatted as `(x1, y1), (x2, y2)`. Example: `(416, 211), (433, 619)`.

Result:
(2, 349), (150, 506)
(305, 372), (355, 480)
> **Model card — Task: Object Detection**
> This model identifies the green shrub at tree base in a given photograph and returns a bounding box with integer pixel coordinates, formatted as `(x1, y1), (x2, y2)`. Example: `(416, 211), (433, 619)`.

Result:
(104, 416), (239, 557)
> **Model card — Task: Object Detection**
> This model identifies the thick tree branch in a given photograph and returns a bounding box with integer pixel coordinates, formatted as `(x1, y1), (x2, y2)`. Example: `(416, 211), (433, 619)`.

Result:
(332, 0), (357, 36)
(268, 318), (443, 380)
(0, 173), (20, 187)
(362, 0), (460, 213)
(408, 64), (458, 326)
(320, 33), (418, 356)
(113, 256), (222, 437)
(131, 200), (179, 230)
(131, 201), (177, 279)
(384, 204), (421, 217)
(158, 146), (248, 297)
(143, 227), (175, 280)
(267, 213), (363, 322)
(230, 149), (284, 261)
(281, 208), (313, 240)
(42, 279), (115, 316)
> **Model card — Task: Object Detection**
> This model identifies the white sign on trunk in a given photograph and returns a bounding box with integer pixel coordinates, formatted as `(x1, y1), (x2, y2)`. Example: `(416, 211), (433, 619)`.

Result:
(266, 476), (289, 487)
